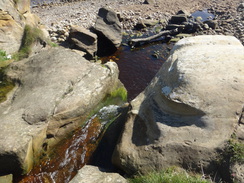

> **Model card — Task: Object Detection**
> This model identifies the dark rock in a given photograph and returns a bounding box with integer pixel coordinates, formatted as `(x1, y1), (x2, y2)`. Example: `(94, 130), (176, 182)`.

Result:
(204, 20), (218, 29)
(94, 7), (122, 56)
(170, 15), (188, 24)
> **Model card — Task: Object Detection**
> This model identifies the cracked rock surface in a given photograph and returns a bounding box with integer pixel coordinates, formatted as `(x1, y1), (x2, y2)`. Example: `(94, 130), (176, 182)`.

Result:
(0, 47), (122, 174)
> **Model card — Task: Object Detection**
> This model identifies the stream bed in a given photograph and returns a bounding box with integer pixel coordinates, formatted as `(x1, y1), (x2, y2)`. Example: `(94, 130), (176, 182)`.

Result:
(12, 35), (173, 182)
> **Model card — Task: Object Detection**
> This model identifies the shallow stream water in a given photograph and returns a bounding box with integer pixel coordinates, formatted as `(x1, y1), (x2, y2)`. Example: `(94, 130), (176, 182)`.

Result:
(4, 6), (215, 181)
(12, 34), (173, 182)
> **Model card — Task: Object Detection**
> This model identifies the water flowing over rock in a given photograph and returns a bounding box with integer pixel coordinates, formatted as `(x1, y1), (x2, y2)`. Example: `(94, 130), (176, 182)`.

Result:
(0, 47), (125, 175)
(112, 35), (244, 176)
(69, 165), (127, 183)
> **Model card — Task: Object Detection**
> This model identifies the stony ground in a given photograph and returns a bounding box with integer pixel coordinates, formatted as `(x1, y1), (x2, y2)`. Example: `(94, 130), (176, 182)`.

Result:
(32, 0), (243, 44)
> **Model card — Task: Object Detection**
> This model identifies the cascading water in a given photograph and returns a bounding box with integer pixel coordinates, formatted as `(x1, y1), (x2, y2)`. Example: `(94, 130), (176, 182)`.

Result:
(16, 105), (122, 183)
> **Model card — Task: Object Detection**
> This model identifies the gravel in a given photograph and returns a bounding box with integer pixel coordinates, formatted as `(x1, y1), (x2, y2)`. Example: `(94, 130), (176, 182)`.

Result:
(32, 0), (244, 44)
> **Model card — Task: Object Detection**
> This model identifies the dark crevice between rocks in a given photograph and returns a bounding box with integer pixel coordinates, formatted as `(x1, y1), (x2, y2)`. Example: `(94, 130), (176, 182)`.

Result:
(89, 104), (130, 173)
(0, 153), (22, 177)
(90, 28), (117, 57)
(132, 114), (161, 146)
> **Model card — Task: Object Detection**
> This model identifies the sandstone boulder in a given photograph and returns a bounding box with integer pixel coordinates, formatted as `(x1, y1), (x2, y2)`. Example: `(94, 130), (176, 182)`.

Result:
(69, 25), (98, 57)
(0, 0), (43, 54)
(113, 35), (244, 177)
(0, 47), (125, 174)
(94, 7), (122, 56)
(69, 165), (127, 183)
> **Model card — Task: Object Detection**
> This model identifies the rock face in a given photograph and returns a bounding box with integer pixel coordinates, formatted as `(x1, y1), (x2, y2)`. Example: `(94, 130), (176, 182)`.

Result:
(69, 165), (127, 183)
(0, 47), (124, 174)
(69, 25), (98, 57)
(113, 35), (244, 176)
(0, 0), (41, 54)
(94, 7), (122, 56)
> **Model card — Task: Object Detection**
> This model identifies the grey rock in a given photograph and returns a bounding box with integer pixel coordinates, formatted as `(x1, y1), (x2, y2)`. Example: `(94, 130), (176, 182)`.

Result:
(135, 19), (159, 29)
(94, 7), (122, 52)
(0, 47), (123, 174)
(113, 35), (244, 175)
(69, 25), (98, 57)
(69, 165), (127, 183)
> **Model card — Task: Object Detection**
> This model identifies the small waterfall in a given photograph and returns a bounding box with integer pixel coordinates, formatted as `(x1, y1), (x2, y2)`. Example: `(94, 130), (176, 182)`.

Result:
(17, 105), (121, 183)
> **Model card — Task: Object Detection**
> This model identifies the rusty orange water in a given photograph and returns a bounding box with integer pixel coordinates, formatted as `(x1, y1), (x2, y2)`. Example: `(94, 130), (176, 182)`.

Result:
(17, 117), (103, 183)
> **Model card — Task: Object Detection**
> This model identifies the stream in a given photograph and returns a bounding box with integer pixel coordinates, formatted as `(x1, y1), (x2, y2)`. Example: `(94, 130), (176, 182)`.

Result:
(13, 34), (172, 182)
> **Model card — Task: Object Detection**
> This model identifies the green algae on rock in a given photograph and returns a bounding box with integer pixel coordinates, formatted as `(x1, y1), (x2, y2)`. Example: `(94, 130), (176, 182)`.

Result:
(0, 68), (14, 103)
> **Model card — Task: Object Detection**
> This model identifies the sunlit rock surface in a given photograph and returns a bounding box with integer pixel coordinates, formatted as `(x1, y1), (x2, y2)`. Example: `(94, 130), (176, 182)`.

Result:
(69, 165), (127, 183)
(113, 35), (244, 176)
(0, 47), (124, 174)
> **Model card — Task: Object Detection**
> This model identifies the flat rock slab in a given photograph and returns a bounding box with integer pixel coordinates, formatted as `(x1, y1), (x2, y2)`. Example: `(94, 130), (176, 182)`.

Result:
(113, 35), (244, 175)
(0, 47), (121, 174)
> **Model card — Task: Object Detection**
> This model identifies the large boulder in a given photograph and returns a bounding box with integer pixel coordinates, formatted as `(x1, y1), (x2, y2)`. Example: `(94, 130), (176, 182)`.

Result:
(69, 25), (98, 57)
(0, 47), (125, 175)
(94, 7), (122, 56)
(0, 0), (43, 54)
(69, 165), (127, 183)
(113, 35), (244, 177)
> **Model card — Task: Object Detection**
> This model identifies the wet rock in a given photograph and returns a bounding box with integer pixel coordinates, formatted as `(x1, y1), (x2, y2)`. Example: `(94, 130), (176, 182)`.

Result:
(0, 47), (124, 174)
(94, 7), (122, 56)
(169, 14), (188, 24)
(113, 35), (244, 177)
(69, 165), (127, 183)
(69, 25), (97, 57)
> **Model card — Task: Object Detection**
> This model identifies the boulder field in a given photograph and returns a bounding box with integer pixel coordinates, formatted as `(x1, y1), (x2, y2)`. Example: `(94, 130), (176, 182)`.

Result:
(112, 35), (244, 178)
(0, 47), (125, 175)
